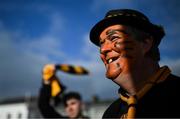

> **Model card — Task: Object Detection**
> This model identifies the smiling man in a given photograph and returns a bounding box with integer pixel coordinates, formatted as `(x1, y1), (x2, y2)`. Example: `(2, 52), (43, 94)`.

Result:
(90, 9), (180, 118)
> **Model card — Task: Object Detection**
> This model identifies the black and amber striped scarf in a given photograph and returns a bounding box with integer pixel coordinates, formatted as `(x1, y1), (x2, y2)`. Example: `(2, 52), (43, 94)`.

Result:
(43, 64), (89, 97)
(119, 66), (171, 118)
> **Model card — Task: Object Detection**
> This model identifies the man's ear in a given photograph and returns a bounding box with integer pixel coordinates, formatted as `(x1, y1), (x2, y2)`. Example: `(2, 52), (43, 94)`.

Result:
(142, 37), (153, 55)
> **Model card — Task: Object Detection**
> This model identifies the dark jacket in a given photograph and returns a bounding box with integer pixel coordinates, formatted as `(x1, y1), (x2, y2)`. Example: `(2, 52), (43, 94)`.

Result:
(38, 84), (66, 118)
(103, 74), (180, 118)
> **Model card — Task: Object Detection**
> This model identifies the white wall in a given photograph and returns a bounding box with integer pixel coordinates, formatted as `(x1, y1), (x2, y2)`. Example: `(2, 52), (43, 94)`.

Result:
(0, 103), (28, 119)
(88, 104), (109, 118)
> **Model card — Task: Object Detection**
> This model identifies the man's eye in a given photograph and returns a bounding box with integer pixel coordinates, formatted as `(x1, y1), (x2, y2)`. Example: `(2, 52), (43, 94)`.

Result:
(99, 40), (105, 45)
(110, 36), (121, 41)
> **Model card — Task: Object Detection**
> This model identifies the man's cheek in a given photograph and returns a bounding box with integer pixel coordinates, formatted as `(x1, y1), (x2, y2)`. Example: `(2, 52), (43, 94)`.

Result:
(113, 40), (134, 49)
(113, 41), (137, 59)
(119, 57), (135, 74)
(100, 54), (107, 65)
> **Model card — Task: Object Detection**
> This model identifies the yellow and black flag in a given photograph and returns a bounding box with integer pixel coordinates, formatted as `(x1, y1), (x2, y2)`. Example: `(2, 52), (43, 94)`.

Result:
(42, 64), (89, 98)
(55, 64), (89, 75)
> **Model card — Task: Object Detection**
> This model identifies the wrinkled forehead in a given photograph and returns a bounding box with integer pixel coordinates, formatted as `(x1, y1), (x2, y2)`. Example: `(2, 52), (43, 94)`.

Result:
(99, 24), (129, 40)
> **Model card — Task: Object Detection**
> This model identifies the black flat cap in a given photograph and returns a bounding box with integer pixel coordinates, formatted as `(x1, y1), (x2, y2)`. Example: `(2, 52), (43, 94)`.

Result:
(90, 9), (165, 47)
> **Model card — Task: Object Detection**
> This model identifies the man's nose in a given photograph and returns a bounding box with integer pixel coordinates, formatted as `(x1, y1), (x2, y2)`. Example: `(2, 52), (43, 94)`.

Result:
(100, 41), (112, 54)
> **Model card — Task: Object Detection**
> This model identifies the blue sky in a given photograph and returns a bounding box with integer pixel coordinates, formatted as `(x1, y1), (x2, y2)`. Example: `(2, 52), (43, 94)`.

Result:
(0, 0), (180, 101)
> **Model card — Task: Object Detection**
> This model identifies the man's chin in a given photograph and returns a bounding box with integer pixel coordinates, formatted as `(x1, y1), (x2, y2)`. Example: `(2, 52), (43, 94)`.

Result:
(106, 70), (121, 80)
(69, 114), (77, 118)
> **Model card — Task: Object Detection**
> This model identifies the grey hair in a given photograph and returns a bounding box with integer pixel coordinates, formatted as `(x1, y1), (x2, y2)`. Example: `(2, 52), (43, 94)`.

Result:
(126, 26), (160, 61)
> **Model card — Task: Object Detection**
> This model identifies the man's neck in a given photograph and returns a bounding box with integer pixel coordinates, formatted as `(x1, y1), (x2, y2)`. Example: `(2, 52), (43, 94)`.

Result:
(127, 60), (160, 96)
(71, 112), (85, 119)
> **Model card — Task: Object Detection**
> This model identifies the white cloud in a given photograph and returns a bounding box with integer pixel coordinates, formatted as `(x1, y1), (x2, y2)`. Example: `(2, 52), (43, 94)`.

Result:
(19, 35), (66, 62)
(17, 12), (67, 62)
(0, 12), (66, 99)
(0, 29), (46, 99)
(81, 34), (100, 61)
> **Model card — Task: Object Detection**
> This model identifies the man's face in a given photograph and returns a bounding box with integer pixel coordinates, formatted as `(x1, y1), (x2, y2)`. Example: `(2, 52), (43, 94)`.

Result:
(65, 98), (82, 118)
(99, 24), (146, 87)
